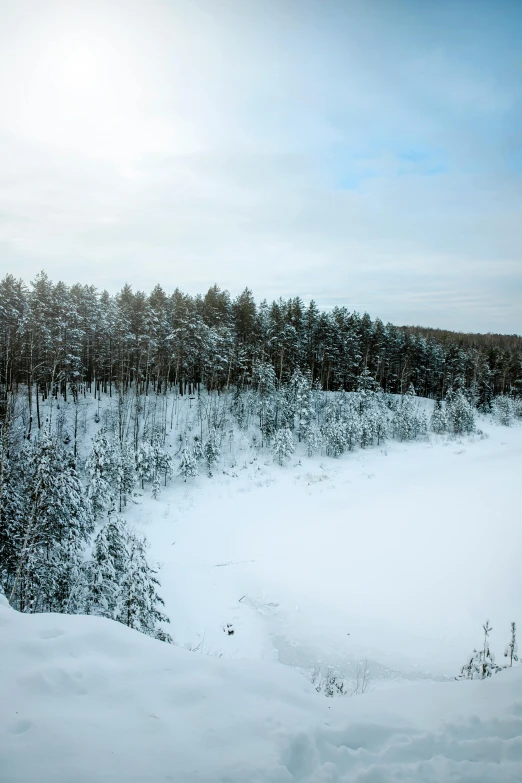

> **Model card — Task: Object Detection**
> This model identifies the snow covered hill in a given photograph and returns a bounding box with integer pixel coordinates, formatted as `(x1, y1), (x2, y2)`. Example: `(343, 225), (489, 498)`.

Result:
(1, 594), (522, 783)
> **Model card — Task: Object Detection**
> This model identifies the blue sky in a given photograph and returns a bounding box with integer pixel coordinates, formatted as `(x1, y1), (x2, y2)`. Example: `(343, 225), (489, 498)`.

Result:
(0, 0), (520, 332)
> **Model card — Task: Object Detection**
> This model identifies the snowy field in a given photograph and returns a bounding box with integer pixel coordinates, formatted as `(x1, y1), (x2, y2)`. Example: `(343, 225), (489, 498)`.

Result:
(2, 593), (522, 782)
(129, 408), (522, 684)
(2, 392), (522, 782)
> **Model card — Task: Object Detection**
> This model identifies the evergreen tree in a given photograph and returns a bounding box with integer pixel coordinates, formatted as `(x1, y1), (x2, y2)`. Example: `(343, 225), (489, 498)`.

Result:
(272, 427), (295, 465)
(493, 395), (514, 426)
(303, 420), (322, 457)
(117, 533), (171, 642)
(85, 431), (116, 517)
(136, 442), (155, 489)
(204, 428), (220, 476)
(447, 389), (475, 434)
(504, 622), (518, 667)
(178, 446), (198, 481)
(431, 399), (448, 434)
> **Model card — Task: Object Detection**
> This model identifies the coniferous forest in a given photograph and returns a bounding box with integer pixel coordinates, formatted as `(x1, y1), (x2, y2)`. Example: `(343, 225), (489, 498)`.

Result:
(0, 272), (521, 411)
(0, 271), (521, 643)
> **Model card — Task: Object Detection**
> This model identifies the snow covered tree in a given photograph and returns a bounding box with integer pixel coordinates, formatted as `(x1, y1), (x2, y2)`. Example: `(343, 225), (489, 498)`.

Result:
(204, 428), (220, 476)
(85, 431), (116, 517)
(322, 418), (345, 457)
(393, 391), (419, 441)
(290, 367), (313, 441)
(493, 395), (514, 426)
(136, 442), (155, 489)
(255, 362), (278, 446)
(431, 399), (448, 434)
(504, 622), (518, 667)
(192, 435), (204, 462)
(117, 533), (171, 642)
(116, 441), (136, 510)
(8, 434), (94, 613)
(272, 427), (295, 465)
(447, 389), (475, 435)
(86, 518), (128, 619)
(178, 445), (198, 481)
(303, 420), (322, 457)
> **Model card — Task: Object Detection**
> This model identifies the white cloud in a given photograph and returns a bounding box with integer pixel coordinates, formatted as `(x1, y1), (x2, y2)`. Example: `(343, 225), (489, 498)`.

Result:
(0, 0), (520, 333)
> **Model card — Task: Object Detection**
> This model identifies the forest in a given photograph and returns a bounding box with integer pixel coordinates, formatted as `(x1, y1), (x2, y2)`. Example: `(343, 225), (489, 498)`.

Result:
(0, 271), (521, 648)
(0, 272), (521, 421)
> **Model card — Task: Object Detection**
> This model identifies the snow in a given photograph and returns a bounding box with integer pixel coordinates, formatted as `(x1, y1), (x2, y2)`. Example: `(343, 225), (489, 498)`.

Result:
(3, 392), (522, 780)
(2, 593), (522, 782)
(130, 409), (522, 682)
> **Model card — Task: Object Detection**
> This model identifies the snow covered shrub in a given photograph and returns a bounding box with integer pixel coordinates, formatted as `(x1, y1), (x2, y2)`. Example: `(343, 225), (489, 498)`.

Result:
(310, 666), (346, 697)
(272, 427), (295, 465)
(458, 620), (501, 680)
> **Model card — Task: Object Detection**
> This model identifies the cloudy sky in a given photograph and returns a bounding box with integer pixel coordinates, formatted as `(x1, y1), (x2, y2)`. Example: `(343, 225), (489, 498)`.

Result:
(0, 0), (521, 332)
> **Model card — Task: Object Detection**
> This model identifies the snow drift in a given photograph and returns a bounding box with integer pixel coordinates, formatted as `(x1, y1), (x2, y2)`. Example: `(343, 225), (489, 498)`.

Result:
(1, 594), (522, 783)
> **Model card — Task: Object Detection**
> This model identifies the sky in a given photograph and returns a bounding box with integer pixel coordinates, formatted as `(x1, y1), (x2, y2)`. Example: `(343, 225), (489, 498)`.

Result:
(0, 0), (521, 333)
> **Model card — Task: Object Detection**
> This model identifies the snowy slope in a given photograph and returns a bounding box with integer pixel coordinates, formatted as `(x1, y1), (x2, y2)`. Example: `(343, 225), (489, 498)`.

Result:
(1, 595), (522, 783)
(128, 412), (522, 681)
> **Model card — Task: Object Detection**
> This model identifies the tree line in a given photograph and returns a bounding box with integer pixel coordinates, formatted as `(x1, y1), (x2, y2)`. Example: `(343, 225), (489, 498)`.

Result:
(1, 272), (521, 430)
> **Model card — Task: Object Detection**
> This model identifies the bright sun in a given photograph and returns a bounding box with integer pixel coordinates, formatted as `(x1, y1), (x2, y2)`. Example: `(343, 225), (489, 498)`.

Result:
(17, 29), (145, 161)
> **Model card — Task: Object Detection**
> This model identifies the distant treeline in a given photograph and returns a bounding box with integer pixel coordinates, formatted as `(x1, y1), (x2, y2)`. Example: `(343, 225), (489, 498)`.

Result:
(0, 272), (520, 417)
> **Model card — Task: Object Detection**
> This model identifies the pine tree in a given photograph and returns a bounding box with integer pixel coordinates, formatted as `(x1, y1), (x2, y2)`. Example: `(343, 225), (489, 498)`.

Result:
(493, 395), (514, 426)
(117, 441), (136, 510)
(136, 442), (155, 489)
(447, 389), (475, 434)
(504, 622), (518, 667)
(272, 427), (295, 465)
(303, 420), (322, 457)
(117, 534), (172, 642)
(85, 431), (117, 517)
(178, 446), (198, 481)
(431, 399), (448, 434)
(9, 434), (94, 613)
(204, 428), (220, 476)
(192, 435), (204, 461)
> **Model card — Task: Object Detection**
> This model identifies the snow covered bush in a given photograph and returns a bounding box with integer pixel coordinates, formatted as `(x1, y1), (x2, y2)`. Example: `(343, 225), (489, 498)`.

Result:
(458, 621), (502, 680)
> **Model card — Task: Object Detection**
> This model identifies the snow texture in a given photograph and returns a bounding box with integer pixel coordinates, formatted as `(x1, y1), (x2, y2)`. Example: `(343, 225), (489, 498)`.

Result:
(1, 594), (522, 782)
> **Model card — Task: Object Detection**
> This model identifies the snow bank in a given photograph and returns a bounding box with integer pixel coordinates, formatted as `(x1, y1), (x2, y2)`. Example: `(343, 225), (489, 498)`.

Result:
(2, 596), (522, 782)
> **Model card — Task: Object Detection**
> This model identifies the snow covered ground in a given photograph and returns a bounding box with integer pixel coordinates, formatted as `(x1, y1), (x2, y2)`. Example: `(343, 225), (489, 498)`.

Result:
(127, 409), (522, 684)
(2, 593), (522, 782)
(2, 393), (521, 781)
